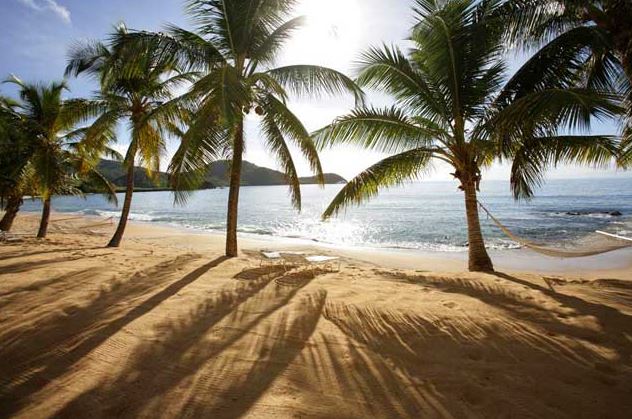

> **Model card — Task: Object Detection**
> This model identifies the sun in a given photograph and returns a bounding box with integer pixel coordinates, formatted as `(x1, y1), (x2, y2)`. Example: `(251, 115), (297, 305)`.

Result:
(284, 0), (363, 68)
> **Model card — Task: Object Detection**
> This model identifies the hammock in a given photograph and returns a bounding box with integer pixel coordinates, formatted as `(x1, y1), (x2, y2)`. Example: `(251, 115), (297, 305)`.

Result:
(477, 201), (632, 258)
(49, 217), (115, 235)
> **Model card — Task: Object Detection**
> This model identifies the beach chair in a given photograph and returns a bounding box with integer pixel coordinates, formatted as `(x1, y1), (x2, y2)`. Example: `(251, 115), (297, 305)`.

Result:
(243, 250), (290, 274)
(280, 253), (341, 274)
(305, 255), (342, 273)
(0, 231), (31, 243)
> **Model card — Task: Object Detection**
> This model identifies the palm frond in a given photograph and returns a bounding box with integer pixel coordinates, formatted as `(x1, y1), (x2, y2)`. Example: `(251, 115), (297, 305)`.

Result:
(323, 148), (434, 219)
(260, 111), (301, 209)
(65, 39), (112, 78)
(81, 166), (119, 205)
(510, 134), (619, 199)
(313, 106), (441, 154)
(168, 109), (231, 203)
(492, 88), (623, 138)
(495, 26), (612, 108)
(261, 94), (323, 182)
(249, 16), (305, 65)
(355, 44), (444, 116)
(267, 65), (365, 105)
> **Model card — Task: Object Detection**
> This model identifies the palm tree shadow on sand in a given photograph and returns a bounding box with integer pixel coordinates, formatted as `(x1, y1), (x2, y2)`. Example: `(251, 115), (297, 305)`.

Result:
(297, 271), (632, 417)
(4, 264), (632, 418)
(0, 254), (227, 416)
(54, 268), (328, 418)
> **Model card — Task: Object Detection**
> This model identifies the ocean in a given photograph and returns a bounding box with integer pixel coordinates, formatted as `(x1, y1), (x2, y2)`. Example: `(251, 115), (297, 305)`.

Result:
(20, 177), (632, 253)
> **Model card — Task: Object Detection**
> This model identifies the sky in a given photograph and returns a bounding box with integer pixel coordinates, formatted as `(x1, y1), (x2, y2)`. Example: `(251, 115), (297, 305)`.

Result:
(0, 0), (629, 182)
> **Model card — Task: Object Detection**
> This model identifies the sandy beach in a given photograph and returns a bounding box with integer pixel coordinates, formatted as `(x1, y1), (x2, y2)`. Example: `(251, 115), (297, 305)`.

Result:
(1, 213), (632, 418)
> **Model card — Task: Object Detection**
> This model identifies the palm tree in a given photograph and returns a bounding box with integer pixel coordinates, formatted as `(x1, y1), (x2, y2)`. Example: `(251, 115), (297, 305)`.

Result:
(504, 0), (632, 82)
(502, 0), (632, 165)
(1, 76), (117, 238)
(122, 0), (364, 257)
(66, 24), (194, 247)
(0, 96), (31, 231)
(314, 0), (621, 272)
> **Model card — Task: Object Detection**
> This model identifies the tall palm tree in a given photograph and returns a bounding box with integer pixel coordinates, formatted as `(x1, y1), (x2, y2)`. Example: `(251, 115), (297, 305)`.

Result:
(122, 0), (364, 257)
(1, 76), (117, 238)
(502, 0), (632, 165)
(314, 0), (621, 272)
(66, 24), (194, 247)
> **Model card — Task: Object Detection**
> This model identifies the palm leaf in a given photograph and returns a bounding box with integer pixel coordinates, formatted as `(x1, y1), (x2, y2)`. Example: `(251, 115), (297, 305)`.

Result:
(323, 147), (434, 219)
(261, 94), (323, 183)
(313, 106), (441, 154)
(267, 65), (365, 105)
(510, 134), (620, 199)
(260, 112), (302, 209)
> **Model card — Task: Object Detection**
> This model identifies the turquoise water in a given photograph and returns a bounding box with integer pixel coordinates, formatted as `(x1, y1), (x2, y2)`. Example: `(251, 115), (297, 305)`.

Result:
(21, 177), (632, 252)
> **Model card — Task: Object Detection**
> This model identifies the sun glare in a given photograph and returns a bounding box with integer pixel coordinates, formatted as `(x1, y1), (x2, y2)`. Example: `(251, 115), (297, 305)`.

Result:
(286, 0), (363, 68)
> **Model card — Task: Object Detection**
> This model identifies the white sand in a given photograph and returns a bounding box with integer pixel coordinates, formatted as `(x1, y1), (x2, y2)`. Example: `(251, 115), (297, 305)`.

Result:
(1, 213), (631, 418)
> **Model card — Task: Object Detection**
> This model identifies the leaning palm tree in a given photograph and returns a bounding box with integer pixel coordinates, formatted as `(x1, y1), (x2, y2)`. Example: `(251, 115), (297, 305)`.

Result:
(121, 0), (364, 257)
(315, 0), (621, 272)
(0, 95), (31, 231)
(66, 24), (194, 247)
(1, 76), (117, 237)
(502, 0), (632, 165)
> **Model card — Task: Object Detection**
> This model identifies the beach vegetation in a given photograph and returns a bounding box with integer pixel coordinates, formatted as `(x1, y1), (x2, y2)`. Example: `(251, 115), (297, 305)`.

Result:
(66, 24), (195, 247)
(315, 0), (622, 272)
(0, 76), (117, 237)
(120, 0), (364, 257)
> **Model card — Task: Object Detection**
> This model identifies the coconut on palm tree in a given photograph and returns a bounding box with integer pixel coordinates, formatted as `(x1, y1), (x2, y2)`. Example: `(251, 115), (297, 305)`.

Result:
(66, 24), (195, 247)
(314, 0), (622, 272)
(121, 0), (364, 257)
(0, 76), (117, 237)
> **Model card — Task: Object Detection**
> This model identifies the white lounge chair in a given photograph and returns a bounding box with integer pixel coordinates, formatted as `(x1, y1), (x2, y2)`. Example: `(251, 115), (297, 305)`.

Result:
(249, 250), (341, 274)
(280, 253), (341, 273)
(0, 231), (28, 243)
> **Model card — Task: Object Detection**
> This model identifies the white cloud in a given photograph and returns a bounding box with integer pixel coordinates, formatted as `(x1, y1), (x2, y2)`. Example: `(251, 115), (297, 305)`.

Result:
(17, 0), (71, 24)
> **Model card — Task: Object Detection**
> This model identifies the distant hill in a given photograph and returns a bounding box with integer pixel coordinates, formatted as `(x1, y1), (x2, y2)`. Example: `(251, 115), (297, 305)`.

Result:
(203, 160), (346, 187)
(91, 159), (346, 191)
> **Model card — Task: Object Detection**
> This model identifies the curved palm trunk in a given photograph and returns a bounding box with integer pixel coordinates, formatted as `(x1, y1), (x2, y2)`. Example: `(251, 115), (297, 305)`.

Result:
(0, 193), (23, 232)
(107, 164), (134, 248)
(37, 196), (51, 238)
(463, 182), (494, 272)
(225, 123), (244, 257)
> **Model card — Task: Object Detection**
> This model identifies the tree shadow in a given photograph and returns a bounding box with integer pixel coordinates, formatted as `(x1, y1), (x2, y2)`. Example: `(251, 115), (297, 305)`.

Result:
(491, 272), (632, 360)
(194, 290), (327, 418)
(0, 254), (225, 416)
(0, 268), (100, 306)
(0, 247), (105, 261)
(0, 255), (87, 275)
(379, 270), (632, 363)
(54, 269), (325, 418)
(313, 300), (632, 418)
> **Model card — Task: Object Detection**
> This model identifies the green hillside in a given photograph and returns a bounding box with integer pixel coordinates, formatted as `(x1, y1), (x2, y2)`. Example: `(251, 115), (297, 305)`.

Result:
(91, 159), (346, 192)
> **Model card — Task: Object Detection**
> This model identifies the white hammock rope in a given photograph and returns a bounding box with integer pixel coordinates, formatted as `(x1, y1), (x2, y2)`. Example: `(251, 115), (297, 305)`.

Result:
(49, 217), (115, 235)
(477, 201), (632, 258)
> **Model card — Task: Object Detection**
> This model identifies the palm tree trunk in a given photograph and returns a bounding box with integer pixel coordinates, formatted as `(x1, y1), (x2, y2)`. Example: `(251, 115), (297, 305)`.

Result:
(463, 181), (494, 272)
(107, 164), (134, 248)
(0, 193), (23, 232)
(37, 196), (51, 239)
(225, 123), (244, 257)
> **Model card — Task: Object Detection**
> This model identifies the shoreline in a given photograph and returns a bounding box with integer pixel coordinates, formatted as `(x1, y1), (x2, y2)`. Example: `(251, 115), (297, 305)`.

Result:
(12, 210), (632, 277)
